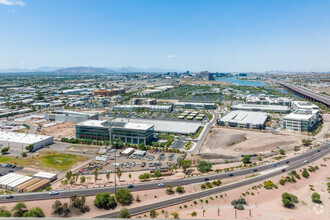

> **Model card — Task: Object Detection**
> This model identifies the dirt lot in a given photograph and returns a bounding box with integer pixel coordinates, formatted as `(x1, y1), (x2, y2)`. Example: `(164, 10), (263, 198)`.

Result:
(201, 127), (302, 157)
(38, 122), (76, 140)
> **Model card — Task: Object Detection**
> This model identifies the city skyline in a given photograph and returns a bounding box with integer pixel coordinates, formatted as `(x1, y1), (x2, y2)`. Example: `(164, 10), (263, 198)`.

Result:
(1, 0), (330, 72)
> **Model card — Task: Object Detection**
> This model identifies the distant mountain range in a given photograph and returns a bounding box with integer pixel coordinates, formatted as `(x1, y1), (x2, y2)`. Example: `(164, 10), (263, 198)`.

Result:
(0, 66), (182, 74)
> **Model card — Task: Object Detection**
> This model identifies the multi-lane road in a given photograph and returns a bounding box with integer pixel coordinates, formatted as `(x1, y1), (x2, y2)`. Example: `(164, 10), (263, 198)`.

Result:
(1, 142), (328, 211)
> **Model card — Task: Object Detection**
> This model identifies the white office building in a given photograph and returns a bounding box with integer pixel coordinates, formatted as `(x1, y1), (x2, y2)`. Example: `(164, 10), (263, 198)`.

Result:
(283, 109), (319, 132)
(218, 111), (269, 129)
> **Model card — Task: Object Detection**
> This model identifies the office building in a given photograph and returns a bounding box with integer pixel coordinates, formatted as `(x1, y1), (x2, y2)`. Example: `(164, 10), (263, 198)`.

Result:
(231, 104), (290, 113)
(283, 109), (319, 132)
(113, 105), (173, 113)
(291, 101), (319, 111)
(76, 120), (154, 145)
(45, 110), (99, 123)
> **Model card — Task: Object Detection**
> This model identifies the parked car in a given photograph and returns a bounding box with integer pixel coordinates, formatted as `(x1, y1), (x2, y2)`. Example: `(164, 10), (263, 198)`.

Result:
(49, 191), (59, 195)
(8, 170), (14, 173)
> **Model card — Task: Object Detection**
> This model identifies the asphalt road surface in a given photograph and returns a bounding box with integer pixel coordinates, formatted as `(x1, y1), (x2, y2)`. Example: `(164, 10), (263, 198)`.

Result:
(0, 142), (328, 207)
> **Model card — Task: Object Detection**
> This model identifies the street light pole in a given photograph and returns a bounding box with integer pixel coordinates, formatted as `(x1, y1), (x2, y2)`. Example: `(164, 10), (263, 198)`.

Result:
(158, 142), (161, 172)
(113, 141), (117, 194)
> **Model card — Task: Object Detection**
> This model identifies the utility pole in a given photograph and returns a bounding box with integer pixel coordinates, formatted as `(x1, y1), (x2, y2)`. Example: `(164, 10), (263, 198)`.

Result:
(158, 142), (161, 172)
(113, 141), (117, 194)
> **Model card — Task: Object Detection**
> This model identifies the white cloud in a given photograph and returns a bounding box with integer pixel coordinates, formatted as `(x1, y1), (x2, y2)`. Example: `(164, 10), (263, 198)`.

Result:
(167, 55), (175, 58)
(0, 0), (25, 6)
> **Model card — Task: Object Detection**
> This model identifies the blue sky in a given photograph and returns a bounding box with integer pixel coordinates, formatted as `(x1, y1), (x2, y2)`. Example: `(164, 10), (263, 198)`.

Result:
(1, 0), (330, 72)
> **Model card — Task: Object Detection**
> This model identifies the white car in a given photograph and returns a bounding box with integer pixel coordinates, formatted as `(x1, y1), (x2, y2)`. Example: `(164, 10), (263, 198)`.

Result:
(157, 183), (165, 187)
(304, 160), (309, 163)
(49, 191), (59, 195)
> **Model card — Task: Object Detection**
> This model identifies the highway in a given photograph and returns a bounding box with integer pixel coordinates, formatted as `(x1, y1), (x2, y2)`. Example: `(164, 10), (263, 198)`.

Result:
(279, 82), (330, 107)
(0, 142), (328, 206)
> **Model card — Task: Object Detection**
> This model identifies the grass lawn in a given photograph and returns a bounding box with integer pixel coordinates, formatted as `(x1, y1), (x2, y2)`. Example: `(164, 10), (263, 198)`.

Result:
(0, 151), (88, 171)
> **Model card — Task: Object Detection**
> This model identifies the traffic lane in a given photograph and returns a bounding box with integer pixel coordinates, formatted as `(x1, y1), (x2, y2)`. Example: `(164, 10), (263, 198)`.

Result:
(98, 149), (329, 218)
(1, 143), (328, 203)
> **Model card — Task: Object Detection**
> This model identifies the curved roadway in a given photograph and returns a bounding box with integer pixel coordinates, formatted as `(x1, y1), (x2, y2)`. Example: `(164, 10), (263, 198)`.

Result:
(0, 142), (328, 208)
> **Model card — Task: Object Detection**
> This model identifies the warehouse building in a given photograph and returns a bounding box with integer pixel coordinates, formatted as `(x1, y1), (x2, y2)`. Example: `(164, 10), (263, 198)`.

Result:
(173, 102), (216, 110)
(45, 110), (99, 123)
(231, 104), (291, 113)
(0, 131), (53, 151)
(7, 176), (32, 190)
(283, 109), (319, 132)
(246, 96), (292, 106)
(76, 120), (154, 145)
(33, 172), (57, 182)
(218, 111), (269, 129)
(112, 118), (202, 135)
(14, 178), (41, 193)
(113, 105), (173, 113)
(121, 148), (135, 156)
(24, 179), (50, 192)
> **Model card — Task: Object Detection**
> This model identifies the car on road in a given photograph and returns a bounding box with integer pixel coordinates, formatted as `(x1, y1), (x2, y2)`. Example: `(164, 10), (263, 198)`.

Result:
(273, 164), (277, 167)
(228, 173), (234, 176)
(158, 183), (166, 187)
(304, 160), (309, 163)
(281, 169), (286, 172)
(49, 191), (59, 195)
(285, 161), (290, 164)
(127, 184), (134, 188)
(317, 150), (320, 152)
(8, 170), (14, 173)
(253, 169), (258, 172)
(204, 178), (209, 181)
(6, 195), (13, 199)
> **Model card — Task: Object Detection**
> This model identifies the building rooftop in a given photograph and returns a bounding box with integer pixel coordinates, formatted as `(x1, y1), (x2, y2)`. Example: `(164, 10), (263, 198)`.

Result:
(220, 111), (268, 125)
(77, 120), (107, 127)
(231, 104), (290, 111)
(0, 131), (53, 144)
(284, 109), (318, 121)
(123, 122), (153, 131)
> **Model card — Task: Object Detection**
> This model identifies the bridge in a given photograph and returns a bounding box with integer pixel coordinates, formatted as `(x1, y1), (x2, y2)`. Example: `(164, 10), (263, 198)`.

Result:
(279, 82), (330, 107)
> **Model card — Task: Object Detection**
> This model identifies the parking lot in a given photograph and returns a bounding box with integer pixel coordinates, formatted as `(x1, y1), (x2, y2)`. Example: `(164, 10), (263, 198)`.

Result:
(104, 109), (209, 122)
(78, 149), (184, 175)
(0, 164), (23, 176)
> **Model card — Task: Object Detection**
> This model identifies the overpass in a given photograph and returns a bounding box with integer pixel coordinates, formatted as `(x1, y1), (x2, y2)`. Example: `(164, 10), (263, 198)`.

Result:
(279, 82), (330, 107)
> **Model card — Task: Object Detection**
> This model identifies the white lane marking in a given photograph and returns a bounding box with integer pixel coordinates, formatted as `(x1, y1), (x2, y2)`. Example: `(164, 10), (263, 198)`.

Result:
(259, 165), (289, 175)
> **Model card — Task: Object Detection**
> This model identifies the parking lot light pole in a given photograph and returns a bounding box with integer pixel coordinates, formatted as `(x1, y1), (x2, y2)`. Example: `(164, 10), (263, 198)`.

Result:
(113, 141), (117, 194)
(159, 142), (161, 172)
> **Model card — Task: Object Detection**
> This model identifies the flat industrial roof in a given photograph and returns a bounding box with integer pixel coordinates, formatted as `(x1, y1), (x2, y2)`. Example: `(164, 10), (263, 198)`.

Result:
(284, 109), (318, 121)
(0, 131), (53, 144)
(231, 104), (290, 111)
(124, 122), (153, 130)
(220, 111), (268, 125)
(77, 120), (106, 127)
(113, 118), (202, 134)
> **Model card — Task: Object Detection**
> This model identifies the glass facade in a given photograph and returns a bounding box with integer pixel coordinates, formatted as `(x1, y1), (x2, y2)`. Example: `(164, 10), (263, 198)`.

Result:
(76, 125), (110, 140)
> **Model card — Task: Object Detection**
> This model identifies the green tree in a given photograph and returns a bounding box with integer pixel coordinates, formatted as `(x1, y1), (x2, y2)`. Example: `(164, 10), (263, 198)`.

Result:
(197, 161), (213, 172)
(153, 170), (162, 179)
(115, 188), (132, 205)
(94, 192), (117, 209)
(12, 202), (27, 217)
(80, 176), (86, 184)
(65, 171), (72, 182)
(25, 144), (34, 152)
(178, 159), (192, 173)
(21, 152), (27, 157)
(118, 208), (131, 218)
(52, 200), (63, 215)
(150, 208), (158, 219)
(302, 139), (312, 146)
(242, 155), (251, 164)
(0, 206), (11, 217)
(302, 170), (309, 178)
(23, 207), (45, 217)
(311, 192), (321, 203)
(128, 173), (132, 179)
(116, 168), (122, 181)
(279, 149), (286, 155)
(1, 147), (10, 155)
(176, 186), (185, 194)
(93, 168), (99, 182)
(139, 173), (150, 181)
(106, 172), (110, 181)
(282, 192), (298, 208)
